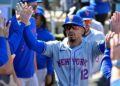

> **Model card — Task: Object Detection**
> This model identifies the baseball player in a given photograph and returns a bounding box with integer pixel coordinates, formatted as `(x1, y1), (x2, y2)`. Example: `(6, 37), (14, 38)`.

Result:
(76, 6), (104, 33)
(90, 0), (111, 25)
(8, 1), (39, 86)
(35, 6), (54, 86)
(21, 13), (112, 86)
(0, 11), (21, 86)
(76, 6), (105, 40)
(76, 6), (105, 74)
(0, 13), (8, 67)
(0, 11), (9, 68)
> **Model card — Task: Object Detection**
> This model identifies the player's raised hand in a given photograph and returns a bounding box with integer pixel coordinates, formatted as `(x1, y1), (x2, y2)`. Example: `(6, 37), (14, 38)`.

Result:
(16, 2), (33, 25)
(3, 19), (11, 38)
(0, 12), (11, 38)
(0, 13), (4, 36)
(105, 31), (115, 48)
(16, 2), (27, 20)
(111, 12), (120, 34)
(110, 33), (120, 60)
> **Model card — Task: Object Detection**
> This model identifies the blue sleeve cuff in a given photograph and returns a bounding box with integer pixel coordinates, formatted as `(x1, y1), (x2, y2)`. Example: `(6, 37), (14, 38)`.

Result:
(47, 70), (54, 75)
(47, 58), (54, 75)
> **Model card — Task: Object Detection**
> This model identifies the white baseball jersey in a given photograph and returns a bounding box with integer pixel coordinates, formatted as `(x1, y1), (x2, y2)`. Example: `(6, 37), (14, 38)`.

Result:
(84, 28), (105, 42)
(42, 39), (103, 86)
(91, 19), (104, 33)
(84, 28), (105, 74)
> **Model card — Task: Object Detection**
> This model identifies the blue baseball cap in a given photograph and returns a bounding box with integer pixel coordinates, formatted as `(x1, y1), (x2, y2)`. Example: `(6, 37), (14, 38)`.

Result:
(20, 0), (37, 3)
(35, 6), (44, 16)
(63, 15), (85, 29)
(76, 6), (95, 20)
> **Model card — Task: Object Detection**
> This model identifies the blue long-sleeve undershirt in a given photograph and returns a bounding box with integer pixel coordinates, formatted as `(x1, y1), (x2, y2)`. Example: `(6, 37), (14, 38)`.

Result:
(8, 16), (25, 55)
(101, 48), (112, 80)
(23, 25), (45, 54)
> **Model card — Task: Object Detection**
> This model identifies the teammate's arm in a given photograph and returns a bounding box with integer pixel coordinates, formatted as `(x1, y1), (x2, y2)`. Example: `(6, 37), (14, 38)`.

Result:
(23, 26), (45, 53)
(8, 17), (25, 54)
(45, 57), (54, 86)
(100, 48), (112, 80)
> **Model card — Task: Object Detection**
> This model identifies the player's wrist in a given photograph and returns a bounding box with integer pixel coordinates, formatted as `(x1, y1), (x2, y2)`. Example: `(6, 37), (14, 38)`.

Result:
(22, 21), (31, 26)
(111, 65), (120, 83)
(112, 60), (120, 69)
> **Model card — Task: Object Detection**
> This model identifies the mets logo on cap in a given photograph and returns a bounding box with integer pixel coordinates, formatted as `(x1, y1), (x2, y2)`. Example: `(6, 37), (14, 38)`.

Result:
(85, 11), (89, 16)
(68, 15), (74, 22)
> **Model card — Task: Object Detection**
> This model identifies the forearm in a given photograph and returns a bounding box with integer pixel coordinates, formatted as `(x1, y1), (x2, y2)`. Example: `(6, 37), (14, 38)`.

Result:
(23, 26), (45, 54)
(101, 48), (112, 79)
(111, 66), (120, 83)
(0, 59), (12, 75)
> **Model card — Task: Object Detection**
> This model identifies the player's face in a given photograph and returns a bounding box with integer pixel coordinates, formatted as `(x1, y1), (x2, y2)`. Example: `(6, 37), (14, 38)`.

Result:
(35, 15), (42, 28)
(83, 19), (92, 33)
(64, 25), (84, 42)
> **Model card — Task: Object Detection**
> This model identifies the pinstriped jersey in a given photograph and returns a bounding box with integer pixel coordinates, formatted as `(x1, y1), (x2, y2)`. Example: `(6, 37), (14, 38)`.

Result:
(84, 29), (105, 74)
(84, 29), (105, 42)
(43, 39), (103, 86)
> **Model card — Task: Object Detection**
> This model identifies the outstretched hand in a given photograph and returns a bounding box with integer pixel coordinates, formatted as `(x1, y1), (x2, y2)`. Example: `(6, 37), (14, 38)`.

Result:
(105, 31), (115, 48)
(110, 33), (120, 60)
(111, 12), (120, 34)
(0, 13), (11, 38)
(16, 2), (33, 25)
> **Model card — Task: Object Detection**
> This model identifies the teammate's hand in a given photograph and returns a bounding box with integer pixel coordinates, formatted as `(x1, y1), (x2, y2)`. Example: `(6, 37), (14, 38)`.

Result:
(0, 13), (4, 37)
(110, 33), (120, 60)
(3, 19), (11, 38)
(16, 2), (33, 25)
(105, 31), (115, 48)
(0, 13), (11, 38)
(111, 12), (120, 34)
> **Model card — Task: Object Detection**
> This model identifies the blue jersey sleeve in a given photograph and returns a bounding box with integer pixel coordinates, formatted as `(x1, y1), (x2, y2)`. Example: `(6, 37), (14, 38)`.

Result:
(47, 57), (54, 75)
(100, 48), (112, 80)
(98, 40), (105, 53)
(23, 25), (45, 54)
(8, 16), (25, 55)
(50, 34), (55, 41)
(0, 37), (8, 67)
